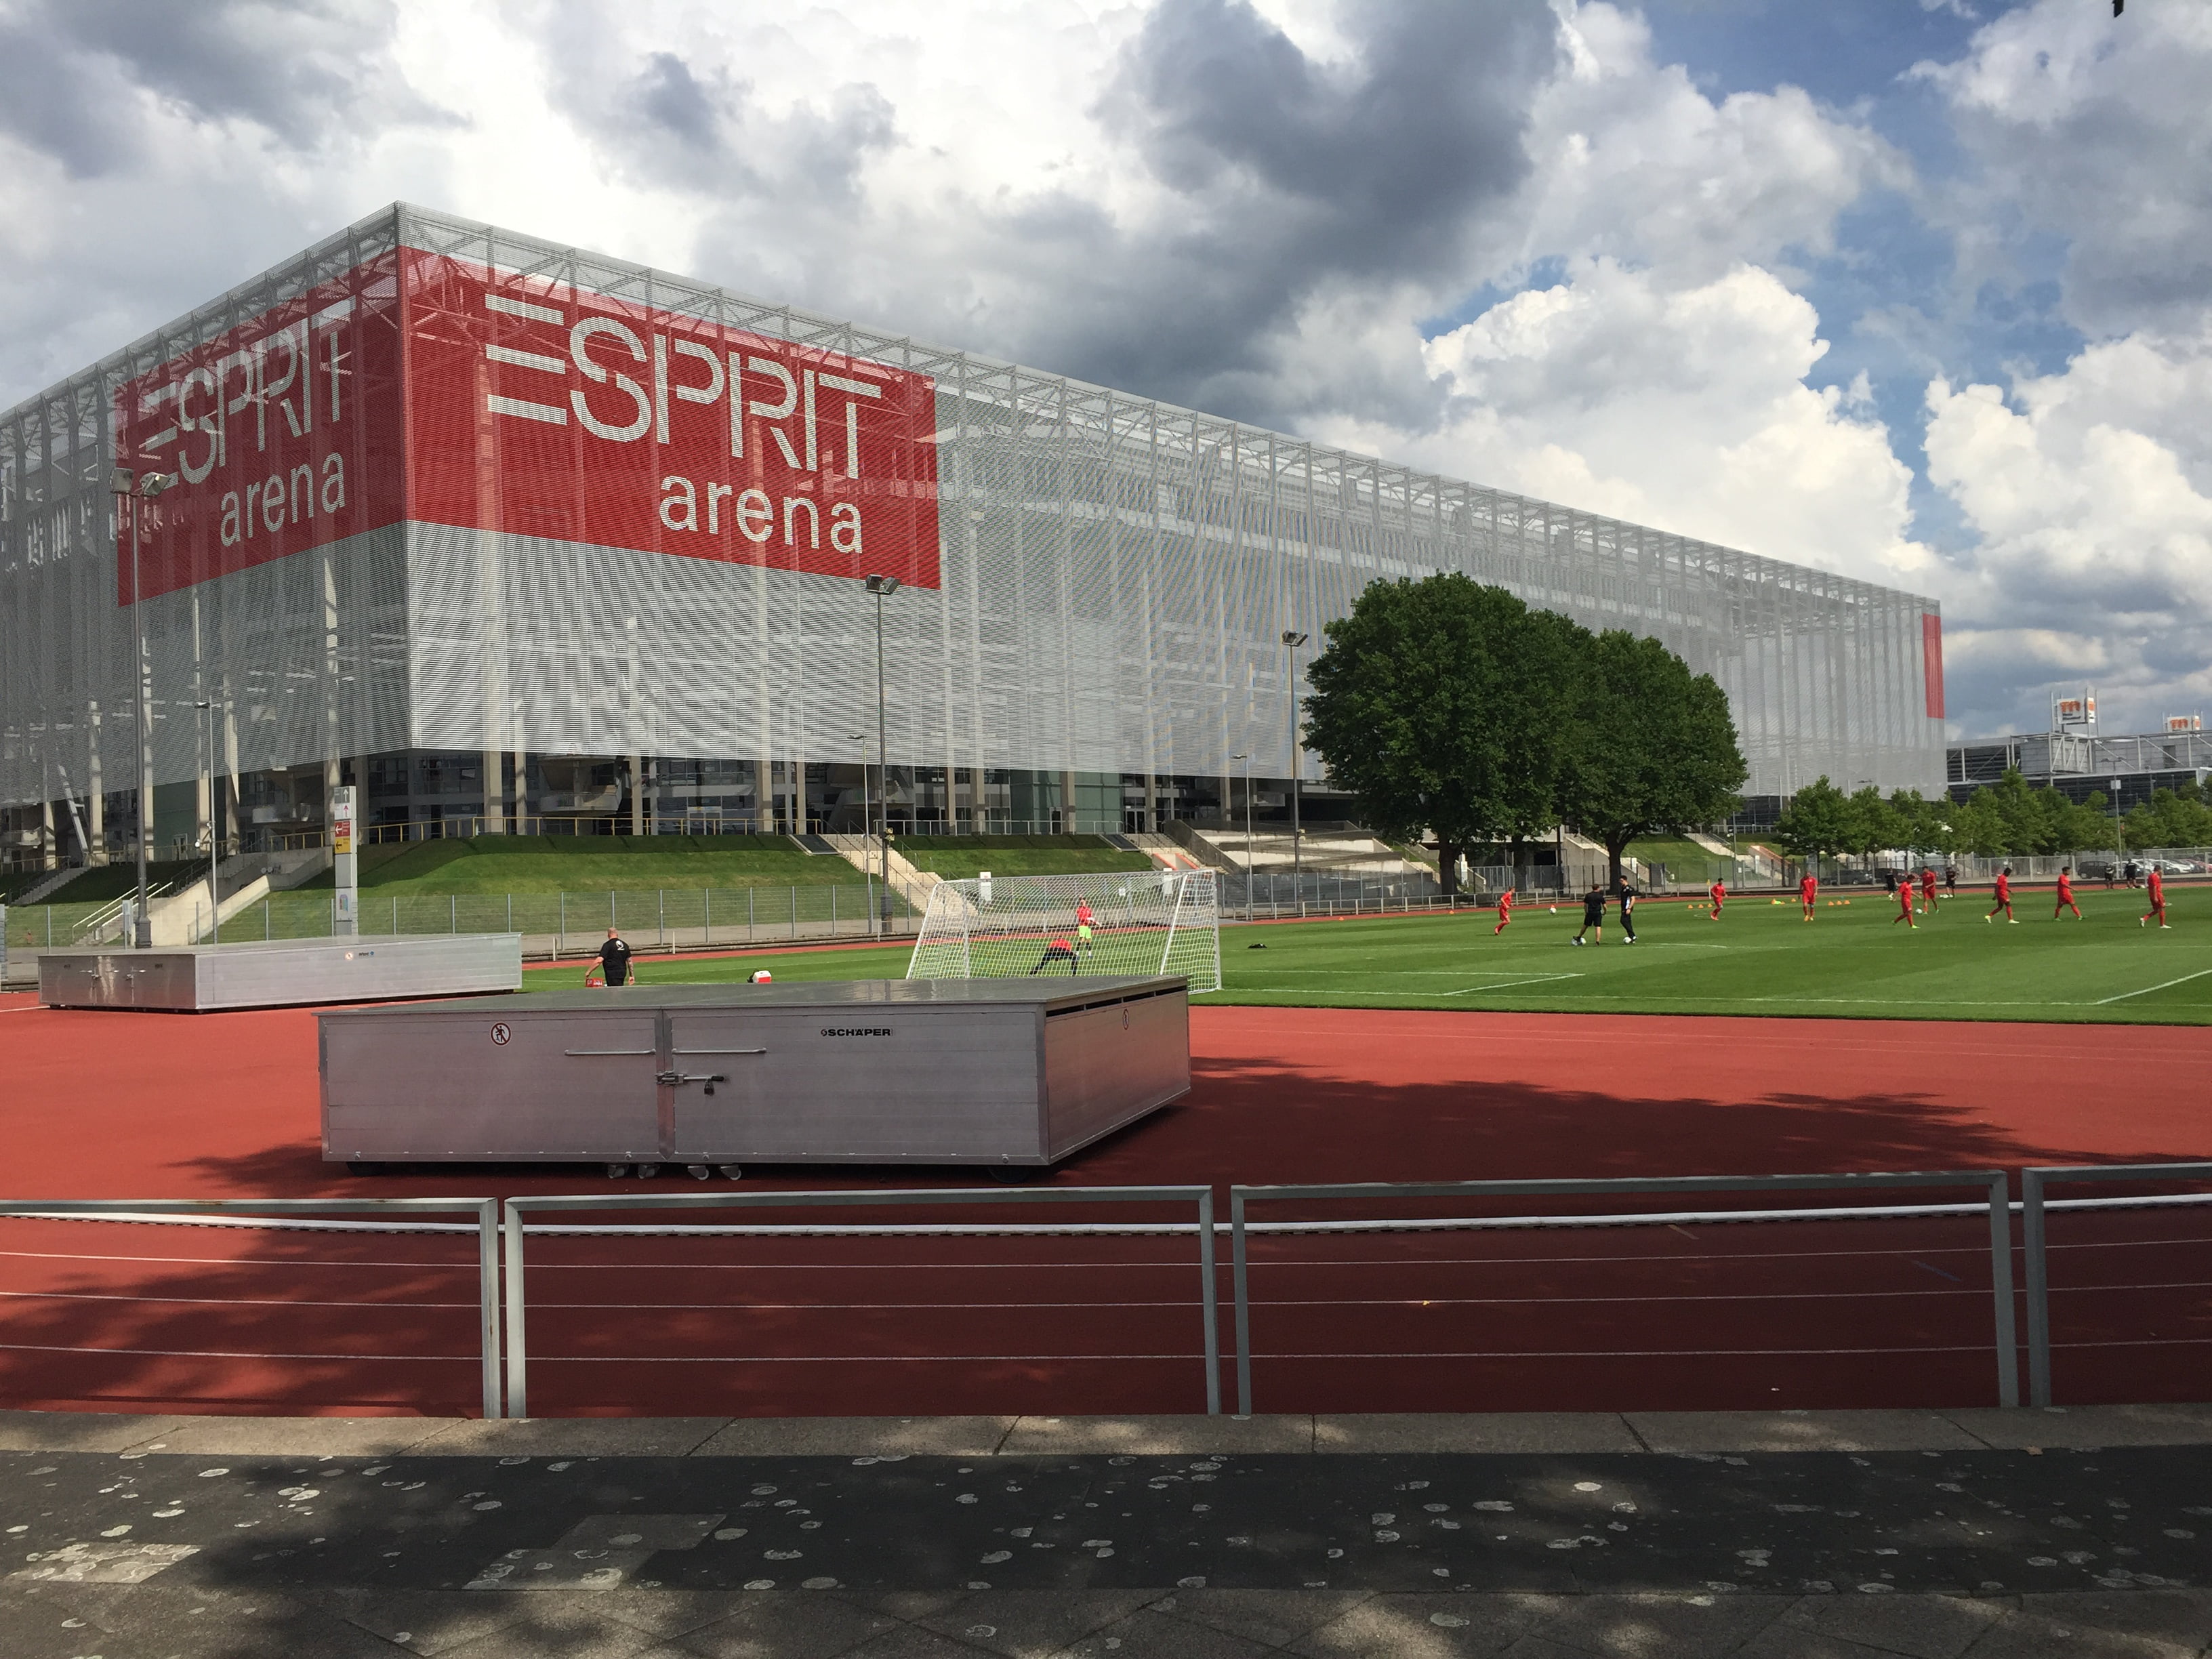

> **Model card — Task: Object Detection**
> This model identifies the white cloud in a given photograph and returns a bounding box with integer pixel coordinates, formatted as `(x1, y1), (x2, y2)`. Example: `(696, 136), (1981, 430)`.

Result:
(1914, 0), (2212, 339)
(1924, 325), (2212, 733)
(1516, 2), (1906, 283)
(1322, 258), (1929, 588)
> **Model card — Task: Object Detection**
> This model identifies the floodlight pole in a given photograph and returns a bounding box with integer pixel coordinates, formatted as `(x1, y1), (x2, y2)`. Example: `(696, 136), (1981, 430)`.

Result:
(865, 574), (900, 935)
(2110, 777), (2124, 857)
(1282, 630), (1308, 897)
(112, 467), (173, 948)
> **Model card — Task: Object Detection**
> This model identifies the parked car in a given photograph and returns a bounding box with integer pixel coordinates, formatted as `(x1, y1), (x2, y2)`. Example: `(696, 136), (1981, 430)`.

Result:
(2152, 859), (2198, 874)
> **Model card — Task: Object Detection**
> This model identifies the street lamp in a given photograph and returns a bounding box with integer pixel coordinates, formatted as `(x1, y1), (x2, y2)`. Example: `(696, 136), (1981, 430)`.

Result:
(2110, 777), (2125, 859)
(196, 698), (221, 943)
(864, 573), (900, 931)
(1231, 752), (1252, 920)
(1281, 630), (1309, 893)
(110, 466), (176, 947)
(848, 733), (874, 937)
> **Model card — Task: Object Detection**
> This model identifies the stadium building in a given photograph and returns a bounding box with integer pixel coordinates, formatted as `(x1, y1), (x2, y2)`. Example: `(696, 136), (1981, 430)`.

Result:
(1, 203), (1946, 867)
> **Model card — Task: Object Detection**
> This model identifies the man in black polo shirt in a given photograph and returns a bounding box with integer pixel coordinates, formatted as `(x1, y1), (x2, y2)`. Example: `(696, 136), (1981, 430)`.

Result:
(592, 926), (634, 987)
(1572, 882), (1606, 946)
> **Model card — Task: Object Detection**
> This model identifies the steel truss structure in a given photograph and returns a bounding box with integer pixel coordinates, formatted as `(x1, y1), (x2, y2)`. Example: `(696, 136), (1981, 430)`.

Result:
(2, 204), (1945, 848)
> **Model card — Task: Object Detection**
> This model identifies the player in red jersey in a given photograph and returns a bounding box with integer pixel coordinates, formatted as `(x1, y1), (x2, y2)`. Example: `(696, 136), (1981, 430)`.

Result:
(1986, 865), (2016, 924)
(2141, 865), (2170, 928)
(1892, 880), (1919, 928)
(1493, 886), (1515, 935)
(1799, 869), (1818, 920)
(1919, 866), (1938, 915)
(2053, 865), (2083, 920)
(1708, 877), (1726, 920)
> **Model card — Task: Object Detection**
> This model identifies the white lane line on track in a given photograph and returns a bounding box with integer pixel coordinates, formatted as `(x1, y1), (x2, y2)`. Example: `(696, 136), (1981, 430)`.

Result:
(2100, 966), (2212, 1004)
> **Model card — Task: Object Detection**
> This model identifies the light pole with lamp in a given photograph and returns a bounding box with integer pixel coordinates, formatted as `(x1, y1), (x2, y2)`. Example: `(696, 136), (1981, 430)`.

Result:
(110, 466), (176, 947)
(195, 698), (221, 943)
(863, 574), (900, 931)
(2111, 778), (2125, 865)
(1232, 751), (1252, 920)
(1281, 630), (1308, 899)
(848, 733), (874, 937)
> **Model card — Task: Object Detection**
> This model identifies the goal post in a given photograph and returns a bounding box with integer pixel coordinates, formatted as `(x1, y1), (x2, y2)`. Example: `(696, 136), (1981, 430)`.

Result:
(907, 869), (1221, 993)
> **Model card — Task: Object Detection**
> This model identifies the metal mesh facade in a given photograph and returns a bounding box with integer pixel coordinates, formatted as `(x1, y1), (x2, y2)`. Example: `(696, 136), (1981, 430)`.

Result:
(2, 202), (1944, 832)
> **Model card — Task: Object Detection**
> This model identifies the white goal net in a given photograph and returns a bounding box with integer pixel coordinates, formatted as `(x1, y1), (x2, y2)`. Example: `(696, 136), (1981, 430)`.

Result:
(906, 869), (1221, 992)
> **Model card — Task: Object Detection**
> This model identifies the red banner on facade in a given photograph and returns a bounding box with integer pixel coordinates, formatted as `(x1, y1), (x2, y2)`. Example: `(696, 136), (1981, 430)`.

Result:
(1922, 612), (1945, 720)
(114, 247), (943, 604)
(401, 250), (943, 590)
(114, 253), (406, 602)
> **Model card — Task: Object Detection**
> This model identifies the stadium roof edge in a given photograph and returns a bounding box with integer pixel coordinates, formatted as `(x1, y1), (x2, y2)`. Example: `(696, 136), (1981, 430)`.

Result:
(5, 198), (1938, 619)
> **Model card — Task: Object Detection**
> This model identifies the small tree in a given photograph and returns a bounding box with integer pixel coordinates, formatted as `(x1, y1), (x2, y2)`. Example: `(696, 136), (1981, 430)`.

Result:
(1303, 573), (1570, 899)
(1556, 629), (1746, 889)
(1772, 777), (1855, 867)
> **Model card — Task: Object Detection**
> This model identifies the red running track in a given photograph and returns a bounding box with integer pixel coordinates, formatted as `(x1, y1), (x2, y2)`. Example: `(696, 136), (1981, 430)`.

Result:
(1, 996), (2207, 1417)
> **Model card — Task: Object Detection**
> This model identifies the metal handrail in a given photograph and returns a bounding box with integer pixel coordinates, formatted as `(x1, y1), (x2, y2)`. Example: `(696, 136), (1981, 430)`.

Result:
(0, 1198), (504, 1419)
(501, 1185), (1218, 1418)
(2022, 1161), (2212, 1408)
(1228, 1170), (2019, 1418)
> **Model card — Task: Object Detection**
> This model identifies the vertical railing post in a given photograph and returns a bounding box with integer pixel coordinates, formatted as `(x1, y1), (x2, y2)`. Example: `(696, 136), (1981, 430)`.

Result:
(1231, 1187), (1254, 1417)
(504, 1202), (530, 1420)
(478, 1199), (504, 1419)
(2024, 1168), (2053, 1407)
(1987, 1171), (2020, 1408)
(1197, 1188), (1221, 1415)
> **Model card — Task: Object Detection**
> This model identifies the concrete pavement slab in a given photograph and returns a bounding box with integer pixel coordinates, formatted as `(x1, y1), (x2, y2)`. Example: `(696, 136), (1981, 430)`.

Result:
(1946, 1404), (2212, 1448)
(998, 1414), (1312, 1455)
(411, 1417), (733, 1456)
(1315, 1414), (1644, 1455)
(1624, 1410), (1988, 1453)
(0, 1412), (193, 1454)
(110, 1414), (455, 1457)
(689, 1416), (1017, 1458)
(1756, 1591), (2009, 1659)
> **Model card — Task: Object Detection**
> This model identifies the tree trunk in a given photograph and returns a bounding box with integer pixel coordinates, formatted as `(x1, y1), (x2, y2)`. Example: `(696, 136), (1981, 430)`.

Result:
(1509, 832), (1528, 896)
(1607, 834), (1629, 893)
(1437, 837), (1459, 901)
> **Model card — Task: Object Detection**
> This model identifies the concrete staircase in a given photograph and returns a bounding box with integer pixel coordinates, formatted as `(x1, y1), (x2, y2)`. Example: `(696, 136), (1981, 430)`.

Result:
(821, 834), (941, 914)
(1176, 822), (1427, 876)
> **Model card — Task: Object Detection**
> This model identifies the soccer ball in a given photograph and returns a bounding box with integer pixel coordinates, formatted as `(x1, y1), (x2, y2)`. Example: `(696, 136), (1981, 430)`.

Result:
(750, 970), (773, 984)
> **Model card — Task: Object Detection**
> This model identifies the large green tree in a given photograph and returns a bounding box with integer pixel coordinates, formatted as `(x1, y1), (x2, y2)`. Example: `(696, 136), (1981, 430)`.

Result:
(1555, 629), (1746, 888)
(1302, 573), (1573, 899)
(1771, 777), (1856, 863)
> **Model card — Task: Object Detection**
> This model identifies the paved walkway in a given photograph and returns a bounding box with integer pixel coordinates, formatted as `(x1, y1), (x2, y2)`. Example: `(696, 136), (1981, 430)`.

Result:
(3, 1407), (2210, 1658)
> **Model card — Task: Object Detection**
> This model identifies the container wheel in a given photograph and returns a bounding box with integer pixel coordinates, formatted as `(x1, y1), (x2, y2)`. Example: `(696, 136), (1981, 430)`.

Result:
(988, 1165), (1043, 1185)
(346, 1161), (388, 1177)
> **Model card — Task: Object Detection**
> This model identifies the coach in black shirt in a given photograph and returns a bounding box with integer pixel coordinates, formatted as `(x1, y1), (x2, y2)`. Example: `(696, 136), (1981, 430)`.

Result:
(596, 928), (634, 987)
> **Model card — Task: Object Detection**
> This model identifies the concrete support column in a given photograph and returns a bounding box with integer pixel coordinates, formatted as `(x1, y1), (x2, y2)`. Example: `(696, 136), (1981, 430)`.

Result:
(1145, 773), (1158, 834)
(1061, 769), (1077, 835)
(630, 755), (646, 836)
(482, 749), (504, 834)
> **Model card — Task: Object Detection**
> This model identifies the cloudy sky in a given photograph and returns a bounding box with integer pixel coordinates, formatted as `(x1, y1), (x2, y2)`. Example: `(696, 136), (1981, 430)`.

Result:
(1, 0), (2205, 740)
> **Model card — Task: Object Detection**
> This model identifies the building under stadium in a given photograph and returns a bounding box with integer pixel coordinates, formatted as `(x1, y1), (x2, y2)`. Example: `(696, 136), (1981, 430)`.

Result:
(0, 203), (1947, 868)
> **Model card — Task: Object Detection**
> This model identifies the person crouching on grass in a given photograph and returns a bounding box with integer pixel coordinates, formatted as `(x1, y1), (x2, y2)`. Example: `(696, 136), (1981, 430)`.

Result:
(1572, 882), (1605, 946)
(1029, 935), (1080, 974)
(1493, 886), (1515, 936)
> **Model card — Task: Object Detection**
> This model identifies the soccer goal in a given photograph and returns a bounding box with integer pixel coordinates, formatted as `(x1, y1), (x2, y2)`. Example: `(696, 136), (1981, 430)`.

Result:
(907, 869), (1221, 992)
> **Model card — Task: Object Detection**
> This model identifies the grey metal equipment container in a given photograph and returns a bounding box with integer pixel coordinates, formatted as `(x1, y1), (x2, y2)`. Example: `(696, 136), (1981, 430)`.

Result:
(321, 977), (1191, 1170)
(41, 935), (524, 1012)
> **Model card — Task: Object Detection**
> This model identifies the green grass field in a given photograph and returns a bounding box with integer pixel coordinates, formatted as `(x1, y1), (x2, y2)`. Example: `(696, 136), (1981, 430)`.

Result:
(522, 884), (2212, 1024)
